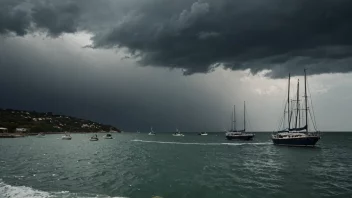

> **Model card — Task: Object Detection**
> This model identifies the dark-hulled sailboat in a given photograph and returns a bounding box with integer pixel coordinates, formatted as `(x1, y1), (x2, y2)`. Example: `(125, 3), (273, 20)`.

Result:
(226, 102), (255, 140)
(272, 69), (321, 147)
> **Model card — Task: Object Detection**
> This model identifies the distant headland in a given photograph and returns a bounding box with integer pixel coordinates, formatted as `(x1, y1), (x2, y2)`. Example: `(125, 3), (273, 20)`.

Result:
(0, 108), (121, 134)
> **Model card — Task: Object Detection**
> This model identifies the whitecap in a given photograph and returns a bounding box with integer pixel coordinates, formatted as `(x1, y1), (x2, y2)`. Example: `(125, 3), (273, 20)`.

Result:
(0, 179), (127, 198)
(131, 139), (272, 146)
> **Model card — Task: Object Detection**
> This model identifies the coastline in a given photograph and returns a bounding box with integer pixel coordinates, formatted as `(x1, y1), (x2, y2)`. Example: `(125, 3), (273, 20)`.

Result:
(0, 131), (120, 138)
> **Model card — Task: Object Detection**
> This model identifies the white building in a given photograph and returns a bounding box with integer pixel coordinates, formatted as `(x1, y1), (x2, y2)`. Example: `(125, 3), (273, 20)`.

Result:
(15, 128), (29, 133)
(0, 127), (8, 133)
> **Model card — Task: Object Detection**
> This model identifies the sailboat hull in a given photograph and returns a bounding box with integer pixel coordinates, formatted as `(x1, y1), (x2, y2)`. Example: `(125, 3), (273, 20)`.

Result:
(272, 136), (320, 147)
(226, 134), (254, 141)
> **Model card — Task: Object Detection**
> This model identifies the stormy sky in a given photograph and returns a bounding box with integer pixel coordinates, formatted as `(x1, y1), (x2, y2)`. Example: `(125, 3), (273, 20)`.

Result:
(1, 0), (352, 131)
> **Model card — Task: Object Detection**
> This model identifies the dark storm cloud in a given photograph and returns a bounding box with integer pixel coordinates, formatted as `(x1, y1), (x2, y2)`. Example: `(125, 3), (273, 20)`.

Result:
(0, 36), (234, 131)
(0, 0), (31, 36)
(91, 0), (352, 77)
(31, 2), (80, 36)
(1, 0), (352, 77)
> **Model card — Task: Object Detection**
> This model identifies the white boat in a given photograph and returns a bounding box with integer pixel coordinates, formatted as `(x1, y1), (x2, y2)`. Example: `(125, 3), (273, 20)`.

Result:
(198, 132), (208, 136)
(61, 133), (72, 140)
(90, 137), (99, 141)
(90, 134), (99, 141)
(36, 133), (45, 138)
(148, 127), (156, 136)
(172, 128), (185, 137)
(104, 134), (113, 139)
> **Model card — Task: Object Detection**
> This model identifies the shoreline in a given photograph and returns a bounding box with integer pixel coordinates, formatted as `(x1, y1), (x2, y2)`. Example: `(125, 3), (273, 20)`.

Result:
(0, 131), (120, 138)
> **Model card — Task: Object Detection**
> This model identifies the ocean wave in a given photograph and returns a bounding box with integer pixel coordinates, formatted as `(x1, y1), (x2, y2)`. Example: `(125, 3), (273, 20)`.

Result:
(0, 179), (127, 198)
(131, 139), (272, 146)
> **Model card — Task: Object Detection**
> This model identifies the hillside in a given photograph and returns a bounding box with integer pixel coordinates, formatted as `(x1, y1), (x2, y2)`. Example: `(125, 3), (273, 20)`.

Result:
(0, 108), (120, 133)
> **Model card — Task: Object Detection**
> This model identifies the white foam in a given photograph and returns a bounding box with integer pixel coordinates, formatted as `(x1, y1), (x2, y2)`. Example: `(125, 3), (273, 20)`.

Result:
(0, 179), (127, 198)
(132, 139), (272, 146)
(132, 139), (218, 145)
(221, 142), (272, 146)
(0, 180), (50, 198)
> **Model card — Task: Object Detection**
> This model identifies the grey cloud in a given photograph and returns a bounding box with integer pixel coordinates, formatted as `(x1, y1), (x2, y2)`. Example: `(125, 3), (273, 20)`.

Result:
(0, 0), (30, 36)
(90, 0), (352, 77)
(31, 2), (80, 36)
(198, 31), (219, 40)
(0, 36), (239, 131)
(175, 0), (210, 31)
(1, 0), (352, 77)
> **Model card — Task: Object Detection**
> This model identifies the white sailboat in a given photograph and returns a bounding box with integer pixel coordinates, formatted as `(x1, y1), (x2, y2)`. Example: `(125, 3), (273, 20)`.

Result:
(36, 133), (45, 138)
(61, 132), (72, 140)
(172, 128), (184, 137)
(148, 127), (156, 136)
(104, 133), (113, 139)
(90, 134), (99, 141)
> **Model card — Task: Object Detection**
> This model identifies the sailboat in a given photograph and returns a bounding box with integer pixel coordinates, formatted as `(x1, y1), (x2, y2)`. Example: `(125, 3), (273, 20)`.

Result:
(61, 132), (72, 140)
(172, 128), (185, 136)
(36, 132), (45, 138)
(272, 69), (321, 147)
(90, 134), (99, 141)
(225, 102), (255, 140)
(104, 133), (113, 139)
(148, 127), (156, 136)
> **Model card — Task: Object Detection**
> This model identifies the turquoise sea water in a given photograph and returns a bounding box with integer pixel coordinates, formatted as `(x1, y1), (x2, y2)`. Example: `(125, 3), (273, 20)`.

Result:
(0, 132), (351, 198)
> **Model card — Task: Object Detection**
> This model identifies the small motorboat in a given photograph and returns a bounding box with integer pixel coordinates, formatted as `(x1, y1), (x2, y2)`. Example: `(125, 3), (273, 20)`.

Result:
(172, 129), (185, 137)
(198, 132), (208, 136)
(104, 134), (113, 139)
(61, 133), (72, 140)
(90, 134), (99, 141)
(36, 133), (45, 138)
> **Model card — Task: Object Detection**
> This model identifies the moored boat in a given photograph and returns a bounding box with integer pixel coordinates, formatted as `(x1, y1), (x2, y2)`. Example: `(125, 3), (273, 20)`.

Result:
(225, 102), (254, 141)
(198, 132), (208, 136)
(272, 69), (321, 147)
(36, 133), (45, 138)
(90, 134), (99, 141)
(104, 133), (113, 139)
(148, 127), (156, 136)
(61, 133), (72, 140)
(226, 131), (254, 140)
(172, 128), (184, 137)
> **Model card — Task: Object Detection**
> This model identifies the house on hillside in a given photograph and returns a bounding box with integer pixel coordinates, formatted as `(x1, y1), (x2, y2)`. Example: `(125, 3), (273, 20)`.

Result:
(0, 127), (8, 133)
(16, 128), (29, 133)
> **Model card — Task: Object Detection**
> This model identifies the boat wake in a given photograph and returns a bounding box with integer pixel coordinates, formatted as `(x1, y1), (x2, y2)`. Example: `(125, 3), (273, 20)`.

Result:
(131, 139), (271, 146)
(0, 179), (127, 198)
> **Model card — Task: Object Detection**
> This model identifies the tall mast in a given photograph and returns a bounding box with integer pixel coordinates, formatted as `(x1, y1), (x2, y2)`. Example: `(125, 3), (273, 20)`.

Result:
(231, 111), (234, 130)
(287, 74), (291, 131)
(304, 69), (308, 132)
(244, 101), (246, 132)
(233, 105), (236, 131)
(298, 103), (301, 128)
(295, 80), (300, 129)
